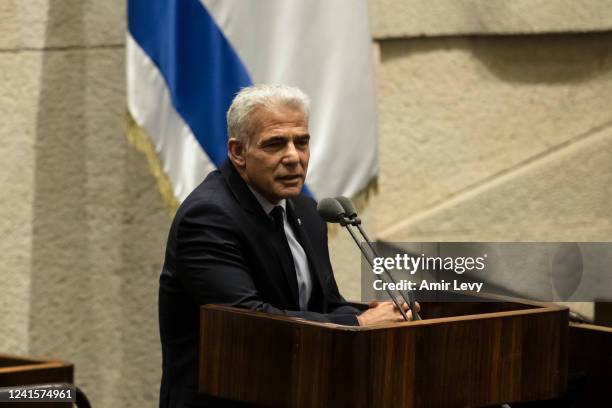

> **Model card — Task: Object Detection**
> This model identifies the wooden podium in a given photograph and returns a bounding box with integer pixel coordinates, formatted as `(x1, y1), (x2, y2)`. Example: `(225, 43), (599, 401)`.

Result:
(0, 354), (73, 408)
(199, 301), (568, 407)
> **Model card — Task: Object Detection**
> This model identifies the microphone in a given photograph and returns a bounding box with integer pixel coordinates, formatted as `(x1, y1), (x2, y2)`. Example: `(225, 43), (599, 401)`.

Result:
(317, 198), (349, 226)
(332, 196), (421, 321)
(334, 196), (357, 219)
(317, 198), (411, 321)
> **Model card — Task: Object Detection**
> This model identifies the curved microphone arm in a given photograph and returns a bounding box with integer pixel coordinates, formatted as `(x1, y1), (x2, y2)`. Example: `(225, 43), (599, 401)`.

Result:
(334, 197), (421, 321)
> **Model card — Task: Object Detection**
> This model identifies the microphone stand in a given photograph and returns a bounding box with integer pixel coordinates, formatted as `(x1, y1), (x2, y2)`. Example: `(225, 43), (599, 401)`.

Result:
(342, 216), (421, 321)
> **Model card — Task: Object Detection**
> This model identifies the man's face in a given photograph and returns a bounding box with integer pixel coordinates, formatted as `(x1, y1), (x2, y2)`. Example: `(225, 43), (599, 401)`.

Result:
(239, 106), (310, 204)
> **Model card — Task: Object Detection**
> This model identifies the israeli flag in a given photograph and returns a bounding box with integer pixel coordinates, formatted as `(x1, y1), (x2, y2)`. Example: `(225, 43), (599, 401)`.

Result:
(127, 0), (377, 206)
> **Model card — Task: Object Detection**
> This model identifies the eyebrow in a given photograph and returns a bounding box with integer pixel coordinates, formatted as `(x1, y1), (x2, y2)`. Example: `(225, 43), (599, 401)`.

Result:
(260, 134), (310, 144)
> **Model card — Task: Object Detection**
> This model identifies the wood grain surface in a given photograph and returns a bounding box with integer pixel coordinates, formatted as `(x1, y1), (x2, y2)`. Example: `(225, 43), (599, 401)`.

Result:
(200, 301), (568, 407)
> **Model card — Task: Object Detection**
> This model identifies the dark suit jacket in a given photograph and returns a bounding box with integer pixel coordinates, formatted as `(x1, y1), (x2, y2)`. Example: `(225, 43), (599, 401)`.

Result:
(159, 160), (361, 408)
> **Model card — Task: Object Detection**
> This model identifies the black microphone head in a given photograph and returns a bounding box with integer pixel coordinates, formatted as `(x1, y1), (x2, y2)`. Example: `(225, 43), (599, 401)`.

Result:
(335, 196), (357, 218)
(317, 198), (346, 223)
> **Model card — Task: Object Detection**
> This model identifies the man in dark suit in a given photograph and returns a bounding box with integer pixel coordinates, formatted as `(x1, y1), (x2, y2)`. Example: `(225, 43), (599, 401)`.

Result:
(159, 84), (411, 407)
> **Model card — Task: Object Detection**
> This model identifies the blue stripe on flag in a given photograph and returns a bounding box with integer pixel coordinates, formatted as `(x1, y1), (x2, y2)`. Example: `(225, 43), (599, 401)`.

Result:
(128, 0), (252, 167)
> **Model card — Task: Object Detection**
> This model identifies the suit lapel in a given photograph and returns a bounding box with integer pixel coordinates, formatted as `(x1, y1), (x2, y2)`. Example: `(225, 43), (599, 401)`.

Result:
(220, 160), (268, 218)
(221, 160), (300, 308)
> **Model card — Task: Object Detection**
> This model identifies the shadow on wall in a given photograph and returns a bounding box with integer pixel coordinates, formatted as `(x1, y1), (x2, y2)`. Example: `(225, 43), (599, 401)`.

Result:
(30, 1), (168, 407)
(30, 0), (98, 398)
(30, 0), (92, 368)
(380, 31), (612, 85)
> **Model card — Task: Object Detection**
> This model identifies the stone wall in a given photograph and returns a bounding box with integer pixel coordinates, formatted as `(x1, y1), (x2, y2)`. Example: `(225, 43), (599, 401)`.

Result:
(329, 2), (612, 322)
(1, 1), (168, 406)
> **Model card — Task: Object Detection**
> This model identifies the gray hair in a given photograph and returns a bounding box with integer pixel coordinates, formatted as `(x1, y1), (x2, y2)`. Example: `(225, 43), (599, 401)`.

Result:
(226, 84), (310, 146)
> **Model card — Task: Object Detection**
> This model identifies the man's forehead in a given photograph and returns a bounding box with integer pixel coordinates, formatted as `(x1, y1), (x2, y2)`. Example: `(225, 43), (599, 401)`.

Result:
(252, 105), (308, 129)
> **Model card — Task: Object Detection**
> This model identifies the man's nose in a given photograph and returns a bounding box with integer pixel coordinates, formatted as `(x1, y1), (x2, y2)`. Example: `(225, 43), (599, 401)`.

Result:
(282, 141), (300, 164)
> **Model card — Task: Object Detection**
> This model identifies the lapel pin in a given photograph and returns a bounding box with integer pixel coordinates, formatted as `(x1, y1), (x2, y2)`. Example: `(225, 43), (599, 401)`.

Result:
(297, 218), (302, 226)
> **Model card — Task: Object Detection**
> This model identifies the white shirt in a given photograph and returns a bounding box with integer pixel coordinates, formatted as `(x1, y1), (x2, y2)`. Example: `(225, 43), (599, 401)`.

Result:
(248, 187), (313, 311)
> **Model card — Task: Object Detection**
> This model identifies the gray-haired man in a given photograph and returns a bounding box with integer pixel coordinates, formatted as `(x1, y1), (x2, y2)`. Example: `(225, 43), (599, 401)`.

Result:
(158, 84), (411, 407)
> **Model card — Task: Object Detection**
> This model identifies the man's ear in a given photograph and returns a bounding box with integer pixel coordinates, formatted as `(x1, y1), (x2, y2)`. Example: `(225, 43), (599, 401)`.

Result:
(228, 138), (246, 168)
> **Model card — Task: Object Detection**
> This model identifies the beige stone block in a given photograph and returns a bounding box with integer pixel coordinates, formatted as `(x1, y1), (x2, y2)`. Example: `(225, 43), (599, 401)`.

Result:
(377, 129), (610, 319)
(0, 52), (43, 354)
(380, 125), (612, 242)
(0, 0), (125, 49)
(375, 33), (612, 233)
(371, 0), (612, 38)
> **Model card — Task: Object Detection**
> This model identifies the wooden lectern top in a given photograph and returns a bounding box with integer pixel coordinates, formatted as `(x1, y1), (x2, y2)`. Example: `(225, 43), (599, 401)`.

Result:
(199, 301), (568, 408)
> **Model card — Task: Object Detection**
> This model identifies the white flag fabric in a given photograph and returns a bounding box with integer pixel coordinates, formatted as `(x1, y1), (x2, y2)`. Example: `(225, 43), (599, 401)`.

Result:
(127, 0), (377, 203)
